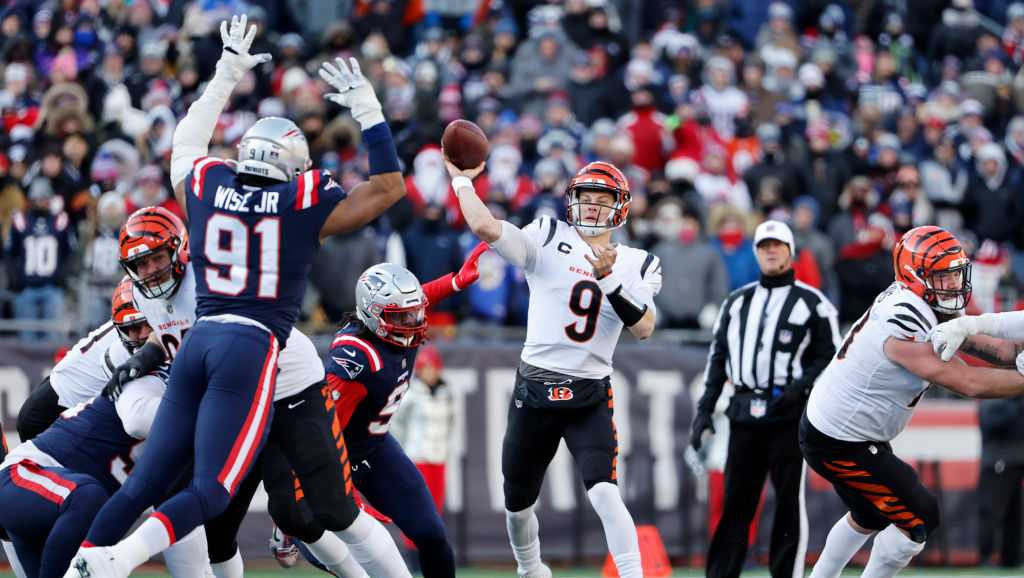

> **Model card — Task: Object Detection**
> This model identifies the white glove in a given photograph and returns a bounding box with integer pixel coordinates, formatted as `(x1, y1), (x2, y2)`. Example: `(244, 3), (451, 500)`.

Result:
(318, 57), (385, 129)
(931, 317), (971, 362)
(217, 14), (272, 80)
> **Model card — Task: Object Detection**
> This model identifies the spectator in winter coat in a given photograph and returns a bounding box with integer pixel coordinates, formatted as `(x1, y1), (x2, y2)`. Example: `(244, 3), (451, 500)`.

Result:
(403, 204), (465, 322)
(691, 56), (748, 140)
(509, 29), (580, 116)
(919, 130), (969, 232)
(963, 142), (1015, 244)
(649, 200), (728, 329)
(791, 196), (836, 296)
(311, 228), (381, 323)
(617, 85), (673, 173)
(708, 204), (760, 290)
(695, 144), (751, 212)
(743, 123), (805, 211)
(82, 191), (127, 328)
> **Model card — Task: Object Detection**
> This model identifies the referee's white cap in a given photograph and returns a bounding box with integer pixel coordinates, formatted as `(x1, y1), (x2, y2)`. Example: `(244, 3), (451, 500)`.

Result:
(753, 220), (795, 256)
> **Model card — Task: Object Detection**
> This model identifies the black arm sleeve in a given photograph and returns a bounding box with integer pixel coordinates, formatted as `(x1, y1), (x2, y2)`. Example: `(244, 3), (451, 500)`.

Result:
(696, 297), (733, 416)
(791, 300), (839, 394)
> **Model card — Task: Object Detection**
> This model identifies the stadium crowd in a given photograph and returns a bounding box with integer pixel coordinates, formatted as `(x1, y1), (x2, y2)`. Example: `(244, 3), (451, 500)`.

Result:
(3, 0), (1024, 340)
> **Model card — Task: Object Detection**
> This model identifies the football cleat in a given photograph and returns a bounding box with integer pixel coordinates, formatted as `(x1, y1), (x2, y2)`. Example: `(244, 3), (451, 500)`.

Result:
(517, 563), (553, 578)
(62, 546), (130, 578)
(270, 525), (300, 568)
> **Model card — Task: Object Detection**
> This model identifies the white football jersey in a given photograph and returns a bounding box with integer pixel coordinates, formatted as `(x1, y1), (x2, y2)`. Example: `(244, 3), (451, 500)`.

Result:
(50, 321), (132, 407)
(806, 283), (938, 442)
(133, 264), (324, 401)
(517, 218), (662, 379)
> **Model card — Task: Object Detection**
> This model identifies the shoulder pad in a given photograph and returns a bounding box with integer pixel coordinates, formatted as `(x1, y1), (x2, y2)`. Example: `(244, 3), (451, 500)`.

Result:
(191, 156), (229, 199)
(329, 334), (383, 379)
(873, 289), (936, 342)
(295, 169), (340, 210)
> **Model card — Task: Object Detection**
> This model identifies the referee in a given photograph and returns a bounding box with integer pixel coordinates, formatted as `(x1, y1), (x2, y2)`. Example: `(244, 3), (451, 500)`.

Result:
(690, 220), (840, 578)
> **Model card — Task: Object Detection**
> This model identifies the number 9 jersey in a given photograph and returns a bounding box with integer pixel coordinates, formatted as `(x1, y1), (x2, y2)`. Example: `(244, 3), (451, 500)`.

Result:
(185, 158), (346, 344)
(518, 217), (662, 379)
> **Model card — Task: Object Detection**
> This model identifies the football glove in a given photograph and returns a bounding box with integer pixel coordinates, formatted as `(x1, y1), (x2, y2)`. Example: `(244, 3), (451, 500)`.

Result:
(931, 316), (974, 362)
(453, 242), (489, 291)
(318, 57), (385, 129)
(102, 342), (166, 401)
(217, 14), (272, 80)
(688, 412), (715, 451)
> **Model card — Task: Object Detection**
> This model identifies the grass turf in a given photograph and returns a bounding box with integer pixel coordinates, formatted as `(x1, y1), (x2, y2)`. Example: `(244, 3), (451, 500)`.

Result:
(3, 568), (1023, 577)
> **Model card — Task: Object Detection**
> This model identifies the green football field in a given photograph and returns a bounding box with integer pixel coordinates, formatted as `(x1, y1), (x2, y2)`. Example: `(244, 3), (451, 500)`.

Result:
(4, 567), (1023, 577)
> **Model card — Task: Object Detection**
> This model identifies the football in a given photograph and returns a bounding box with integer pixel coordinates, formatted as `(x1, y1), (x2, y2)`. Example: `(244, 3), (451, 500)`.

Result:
(442, 119), (489, 170)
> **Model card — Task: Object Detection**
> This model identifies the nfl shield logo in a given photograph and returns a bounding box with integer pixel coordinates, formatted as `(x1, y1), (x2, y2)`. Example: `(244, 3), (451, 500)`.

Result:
(779, 329), (792, 344)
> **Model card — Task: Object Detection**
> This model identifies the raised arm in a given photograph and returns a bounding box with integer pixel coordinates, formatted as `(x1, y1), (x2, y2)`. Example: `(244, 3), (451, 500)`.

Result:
(446, 160), (540, 271)
(318, 58), (406, 239)
(885, 338), (1024, 399)
(171, 14), (271, 208)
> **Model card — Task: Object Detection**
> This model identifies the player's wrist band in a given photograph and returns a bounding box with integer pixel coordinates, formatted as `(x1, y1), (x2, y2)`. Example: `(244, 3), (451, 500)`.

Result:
(363, 122), (401, 175)
(451, 176), (474, 193)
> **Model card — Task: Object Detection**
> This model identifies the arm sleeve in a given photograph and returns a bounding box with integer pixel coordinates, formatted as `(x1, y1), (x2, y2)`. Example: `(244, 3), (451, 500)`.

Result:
(114, 375), (166, 440)
(793, 297), (841, 393)
(696, 296), (733, 416)
(490, 219), (542, 272)
(981, 310), (1024, 342)
(422, 273), (457, 306)
(170, 65), (242, 188)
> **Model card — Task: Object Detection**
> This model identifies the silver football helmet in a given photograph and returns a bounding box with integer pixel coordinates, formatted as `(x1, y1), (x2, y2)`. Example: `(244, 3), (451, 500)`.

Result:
(355, 263), (428, 348)
(237, 117), (312, 182)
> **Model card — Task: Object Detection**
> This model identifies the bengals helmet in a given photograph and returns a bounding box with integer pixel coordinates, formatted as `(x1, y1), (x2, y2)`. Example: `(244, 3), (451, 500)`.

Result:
(893, 225), (972, 314)
(119, 207), (189, 299)
(565, 161), (631, 237)
(112, 276), (150, 352)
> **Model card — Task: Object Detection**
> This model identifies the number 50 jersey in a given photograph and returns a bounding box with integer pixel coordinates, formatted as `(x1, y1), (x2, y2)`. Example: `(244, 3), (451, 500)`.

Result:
(518, 217), (662, 379)
(185, 157), (346, 345)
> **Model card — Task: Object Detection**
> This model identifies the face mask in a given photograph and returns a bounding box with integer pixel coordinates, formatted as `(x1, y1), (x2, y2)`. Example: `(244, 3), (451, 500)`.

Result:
(718, 228), (744, 249)
(679, 228), (698, 244)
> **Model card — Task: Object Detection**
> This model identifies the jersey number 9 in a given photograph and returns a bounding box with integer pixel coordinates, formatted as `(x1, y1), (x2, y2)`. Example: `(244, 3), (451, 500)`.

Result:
(204, 214), (281, 298)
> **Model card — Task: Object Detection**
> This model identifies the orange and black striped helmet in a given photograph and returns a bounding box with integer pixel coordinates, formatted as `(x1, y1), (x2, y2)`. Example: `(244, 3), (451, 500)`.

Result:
(119, 207), (188, 299)
(111, 276), (150, 352)
(566, 161), (632, 237)
(893, 225), (971, 314)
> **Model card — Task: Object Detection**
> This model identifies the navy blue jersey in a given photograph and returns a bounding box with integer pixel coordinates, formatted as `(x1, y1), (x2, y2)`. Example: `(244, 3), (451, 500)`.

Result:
(185, 158), (346, 344)
(6, 209), (73, 289)
(31, 396), (142, 495)
(325, 325), (418, 460)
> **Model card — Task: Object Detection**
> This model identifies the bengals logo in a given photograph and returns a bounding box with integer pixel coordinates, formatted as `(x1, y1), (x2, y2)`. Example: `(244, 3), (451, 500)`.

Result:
(547, 386), (574, 401)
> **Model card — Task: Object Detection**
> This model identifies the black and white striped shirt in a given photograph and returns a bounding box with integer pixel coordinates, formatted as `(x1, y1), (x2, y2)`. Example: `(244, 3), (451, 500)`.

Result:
(697, 270), (841, 423)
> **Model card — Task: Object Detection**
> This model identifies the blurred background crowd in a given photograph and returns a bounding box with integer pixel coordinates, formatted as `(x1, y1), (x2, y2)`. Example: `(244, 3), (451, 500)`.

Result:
(3, 0), (1024, 342)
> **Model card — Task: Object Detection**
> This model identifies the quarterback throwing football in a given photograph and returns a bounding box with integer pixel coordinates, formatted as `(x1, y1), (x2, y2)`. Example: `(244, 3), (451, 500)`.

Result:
(448, 159), (661, 578)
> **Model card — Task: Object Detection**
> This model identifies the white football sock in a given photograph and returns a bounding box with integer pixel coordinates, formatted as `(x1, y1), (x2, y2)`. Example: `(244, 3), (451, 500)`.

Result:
(587, 482), (642, 578)
(209, 548), (244, 578)
(110, 514), (173, 571)
(2, 540), (27, 578)
(307, 531), (368, 578)
(506, 505), (544, 573)
(335, 510), (411, 578)
(810, 514), (874, 578)
(164, 527), (214, 578)
(860, 525), (925, 578)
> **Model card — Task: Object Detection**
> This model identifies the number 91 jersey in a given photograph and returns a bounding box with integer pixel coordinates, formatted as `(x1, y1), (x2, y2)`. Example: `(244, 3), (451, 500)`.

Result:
(519, 218), (662, 379)
(185, 157), (346, 344)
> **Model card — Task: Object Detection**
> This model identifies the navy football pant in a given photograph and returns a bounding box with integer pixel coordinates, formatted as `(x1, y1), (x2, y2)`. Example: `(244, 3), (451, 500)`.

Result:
(0, 462), (108, 578)
(294, 435), (455, 578)
(85, 322), (278, 546)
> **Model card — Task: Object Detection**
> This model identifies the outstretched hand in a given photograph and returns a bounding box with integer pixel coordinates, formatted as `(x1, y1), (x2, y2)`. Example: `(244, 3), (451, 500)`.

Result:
(218, 14), (271, 75)
(318, 57), (384, 128)
(453, 242), (489, 291)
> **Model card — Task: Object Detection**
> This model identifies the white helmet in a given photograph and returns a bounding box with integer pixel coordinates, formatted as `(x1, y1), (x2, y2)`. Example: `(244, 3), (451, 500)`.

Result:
(237, 117), (312, 182)
(355, 263), (428, 348)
